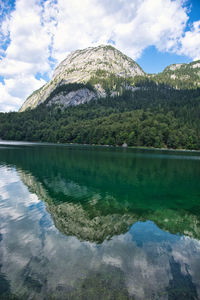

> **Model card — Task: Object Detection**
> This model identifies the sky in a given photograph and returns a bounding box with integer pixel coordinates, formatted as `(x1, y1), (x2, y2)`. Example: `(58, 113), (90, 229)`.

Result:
(0, 0), (200, 112)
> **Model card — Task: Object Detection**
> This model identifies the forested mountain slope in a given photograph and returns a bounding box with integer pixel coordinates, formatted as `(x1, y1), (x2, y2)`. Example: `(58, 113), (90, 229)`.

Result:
(1, 83), (200, 149)
(0, 45), (200, 150)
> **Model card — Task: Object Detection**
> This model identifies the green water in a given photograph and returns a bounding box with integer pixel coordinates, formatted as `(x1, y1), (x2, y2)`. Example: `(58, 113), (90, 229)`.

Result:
(0, 142), (200, 299)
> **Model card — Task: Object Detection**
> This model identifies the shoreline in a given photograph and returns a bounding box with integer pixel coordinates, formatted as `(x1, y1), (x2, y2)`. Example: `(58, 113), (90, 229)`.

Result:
(0, 139), (200, 153)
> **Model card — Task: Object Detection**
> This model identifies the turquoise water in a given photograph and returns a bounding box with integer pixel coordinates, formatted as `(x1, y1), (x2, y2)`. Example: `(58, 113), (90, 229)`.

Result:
(0, 142), (200, 299)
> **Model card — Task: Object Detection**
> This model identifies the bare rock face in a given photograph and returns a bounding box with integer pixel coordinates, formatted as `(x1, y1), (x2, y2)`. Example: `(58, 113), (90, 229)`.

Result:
(52, 44), (145, 81)
(168, 64), (183, 71)
(47, 88), (96, 108)
(192, 62), (200, 69)
(19, 45), (145, 112)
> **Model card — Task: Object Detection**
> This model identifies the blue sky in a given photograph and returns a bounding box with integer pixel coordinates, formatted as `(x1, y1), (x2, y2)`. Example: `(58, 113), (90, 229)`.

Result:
(138, 0), (200, 73)
(0, 0), (200, 111)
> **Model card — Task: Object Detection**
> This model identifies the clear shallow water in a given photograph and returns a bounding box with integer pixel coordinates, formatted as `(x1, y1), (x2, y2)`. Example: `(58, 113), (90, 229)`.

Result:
(0, 142), (200, 300)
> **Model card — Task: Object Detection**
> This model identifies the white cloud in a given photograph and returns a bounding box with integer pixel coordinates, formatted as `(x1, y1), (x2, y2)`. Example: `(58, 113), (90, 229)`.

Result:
(0, 75), (45, 111)
(5, 2), (50, 65)
(50, 0), (188, 61)
(179, 21), (200, 60)
(0, 0), (199, 112)
(0, 0), (52, 110)
(0, 81), (22, 112)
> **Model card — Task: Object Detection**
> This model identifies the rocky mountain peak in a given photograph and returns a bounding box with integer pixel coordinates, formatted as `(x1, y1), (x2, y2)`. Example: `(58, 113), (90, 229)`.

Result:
(19, 45), (145, 112)
(19, 45), (200, 112)
(52, 44), (145, 81)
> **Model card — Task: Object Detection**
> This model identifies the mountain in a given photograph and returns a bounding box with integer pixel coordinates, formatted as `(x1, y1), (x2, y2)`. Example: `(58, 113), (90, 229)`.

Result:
(19, 45), (145, 112)
(1, 45), (200, 150)
(19, 45), (200, 112)
(152, 60), (200, 89)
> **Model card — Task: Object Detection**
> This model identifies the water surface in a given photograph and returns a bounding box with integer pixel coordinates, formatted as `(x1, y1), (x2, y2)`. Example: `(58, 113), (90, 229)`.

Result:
(0, 142), (200, 299)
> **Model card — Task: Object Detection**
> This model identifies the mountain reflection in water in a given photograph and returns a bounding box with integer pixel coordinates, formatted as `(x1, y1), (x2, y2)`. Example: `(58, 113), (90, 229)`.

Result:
(0, 142), (200, 300)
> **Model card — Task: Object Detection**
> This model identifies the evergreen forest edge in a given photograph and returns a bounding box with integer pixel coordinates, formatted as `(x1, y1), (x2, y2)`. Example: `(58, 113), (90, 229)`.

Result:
(0, 80), (200, 150)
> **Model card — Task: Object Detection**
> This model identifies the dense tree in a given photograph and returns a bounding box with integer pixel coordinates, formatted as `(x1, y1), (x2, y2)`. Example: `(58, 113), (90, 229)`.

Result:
(0, 84), (200, 150)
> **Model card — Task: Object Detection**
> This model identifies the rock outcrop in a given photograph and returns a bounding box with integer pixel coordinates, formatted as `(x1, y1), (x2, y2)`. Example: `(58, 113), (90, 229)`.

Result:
(153, 60), (200, 89)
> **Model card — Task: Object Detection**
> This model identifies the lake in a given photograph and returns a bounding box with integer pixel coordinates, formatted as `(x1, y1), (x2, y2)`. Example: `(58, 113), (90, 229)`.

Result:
(0, 142), (200, 300)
